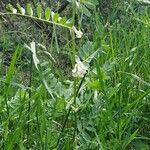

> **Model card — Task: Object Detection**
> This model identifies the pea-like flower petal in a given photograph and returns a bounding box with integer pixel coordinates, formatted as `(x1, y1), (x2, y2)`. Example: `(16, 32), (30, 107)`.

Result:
(72, 26), (83, 38)
(72, 56), (89, 77)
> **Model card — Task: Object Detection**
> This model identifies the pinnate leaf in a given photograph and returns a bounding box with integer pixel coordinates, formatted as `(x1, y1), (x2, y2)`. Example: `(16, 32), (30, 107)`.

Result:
(45, 7), (51, 20)
(26, 3), (33, 16)
(17, 3), (25, 15)
(37, 4), (42, 18)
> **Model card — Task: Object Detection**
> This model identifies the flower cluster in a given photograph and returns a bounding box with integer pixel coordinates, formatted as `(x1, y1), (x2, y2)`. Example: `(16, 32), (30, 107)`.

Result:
(72, 56), (89, 77)
(72, 26), (83, 38)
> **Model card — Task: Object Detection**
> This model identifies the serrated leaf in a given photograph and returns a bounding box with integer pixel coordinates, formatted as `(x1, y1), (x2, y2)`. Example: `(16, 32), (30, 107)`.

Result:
(17, 3), (25, 15)
(37, 4), (42, 18)
(45, 7), (51, 20)
(26, 3), (33, 16)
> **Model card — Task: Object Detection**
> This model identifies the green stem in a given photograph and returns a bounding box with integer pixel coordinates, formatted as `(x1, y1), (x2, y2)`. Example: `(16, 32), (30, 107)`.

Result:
(0, 12), (72, 29)
(27, 51), (33, 149)
(73, 78), (77, 146)
(56, 74), (87, 149)
(36, 111), (43, 149)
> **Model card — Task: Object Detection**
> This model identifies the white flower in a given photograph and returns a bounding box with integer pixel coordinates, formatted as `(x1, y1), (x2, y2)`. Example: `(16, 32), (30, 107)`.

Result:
(51, 11), (55, 19)
(76, 1), (80, 8)
(72, 26), (83, 38)
(58, 17), (62, 22)
(12, 8), (17, 14)
(21, 7), (25, 15)
(72, 56), (89, 77)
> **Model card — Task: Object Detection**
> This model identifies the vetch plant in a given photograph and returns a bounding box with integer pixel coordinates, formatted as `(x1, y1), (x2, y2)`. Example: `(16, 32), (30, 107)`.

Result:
(0, 1), (149, 149)
(72, 55), (89, 77)
(0, 3), (74, 29)
(72, 26), (83, 38)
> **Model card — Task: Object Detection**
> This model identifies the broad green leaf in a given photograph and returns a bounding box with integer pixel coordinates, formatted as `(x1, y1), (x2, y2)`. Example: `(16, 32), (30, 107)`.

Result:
(17, 3), (25, 15)
(26, 3), (33, 16)
(45, 7), (51, 20)
(37, 4), (42, 18)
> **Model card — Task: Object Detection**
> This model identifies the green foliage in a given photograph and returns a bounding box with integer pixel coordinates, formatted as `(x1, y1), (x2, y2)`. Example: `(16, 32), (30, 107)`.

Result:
(0, 0), (150, 149)
(3, 3), (73, 29)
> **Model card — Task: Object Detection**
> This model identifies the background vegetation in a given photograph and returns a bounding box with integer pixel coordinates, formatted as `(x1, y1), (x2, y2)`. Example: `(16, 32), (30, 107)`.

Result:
(0, 0), (150, 149)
